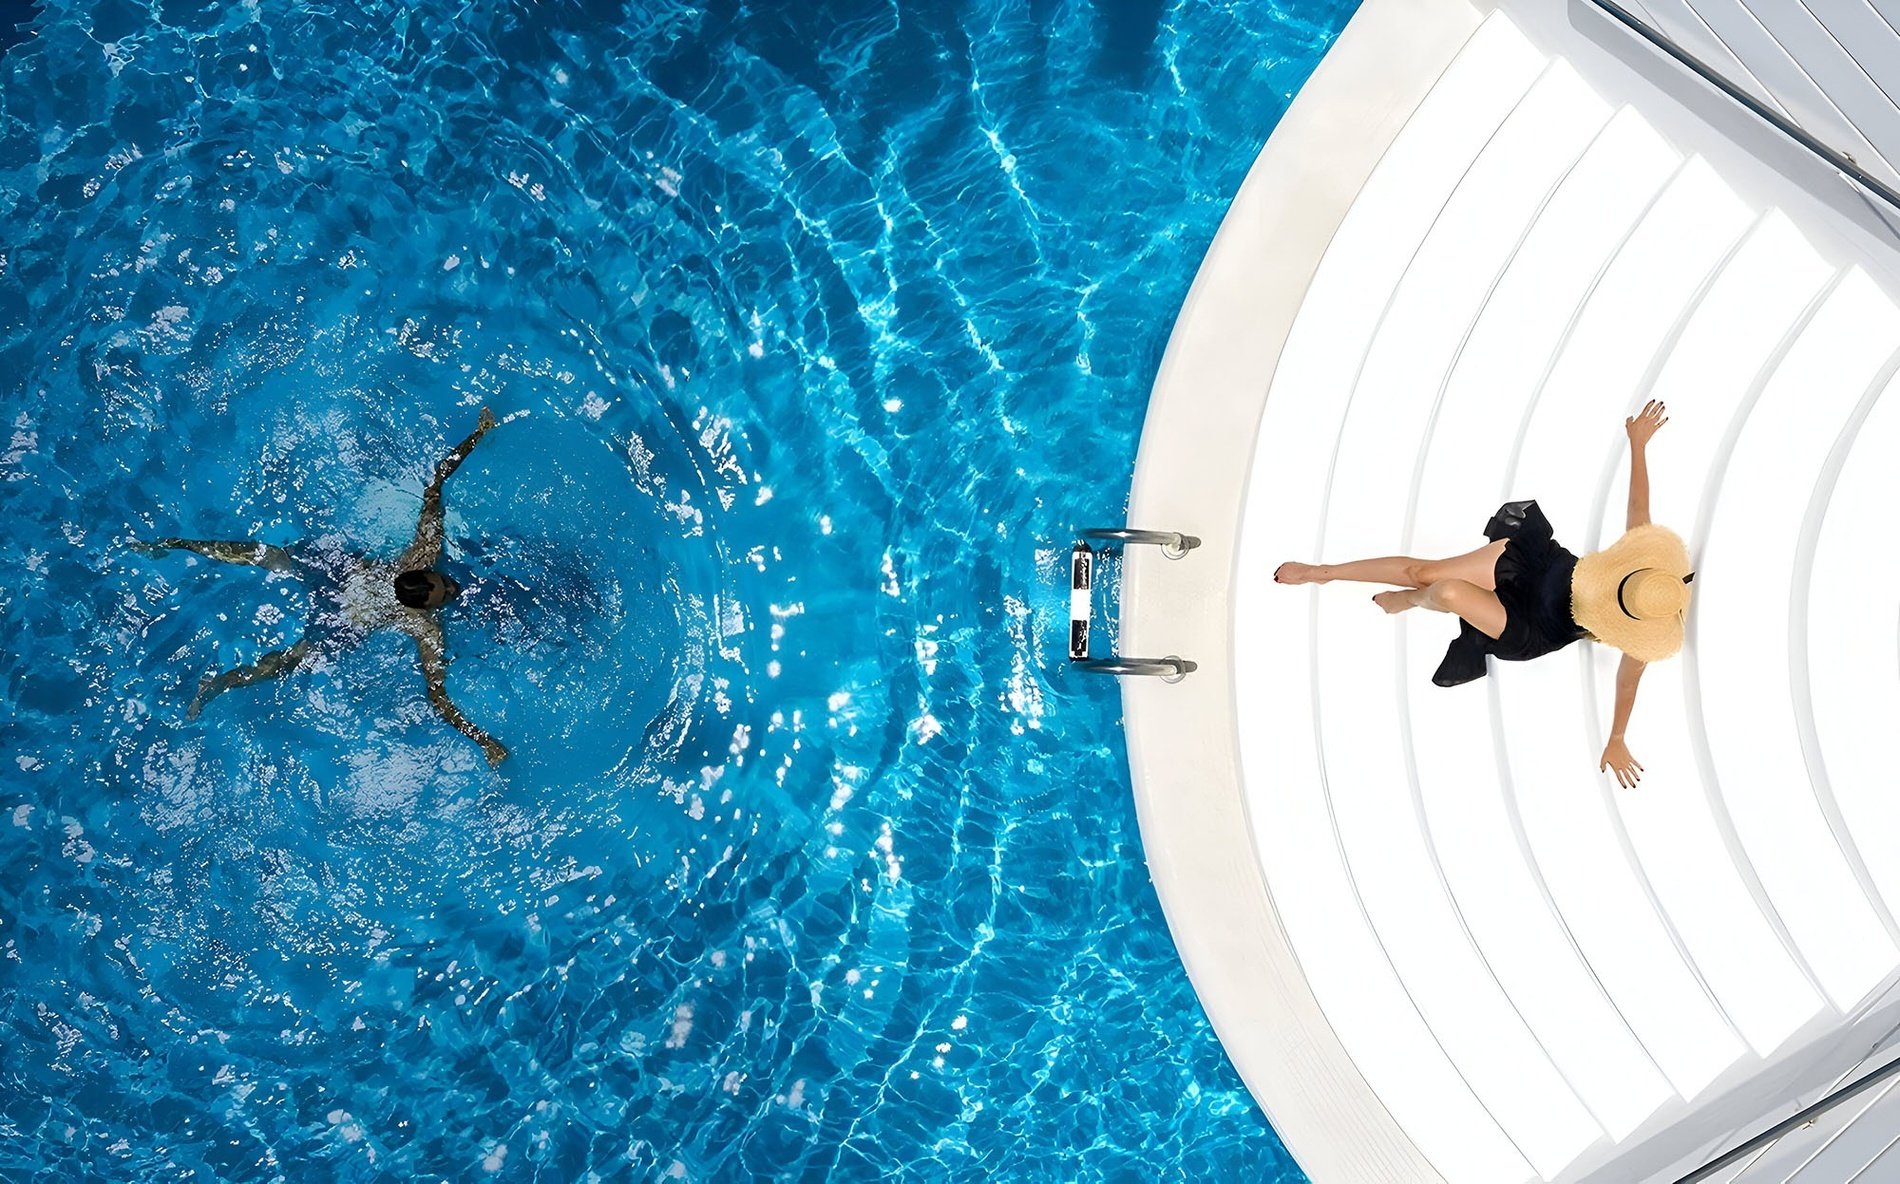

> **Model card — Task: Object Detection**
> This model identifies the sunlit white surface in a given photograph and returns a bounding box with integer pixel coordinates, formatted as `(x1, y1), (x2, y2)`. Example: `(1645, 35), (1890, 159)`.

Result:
(1641, 211), (1835, 530)
(1238, 14), (1549, 1183)
(1807, 369), (1900, 931)
(1695, 268), (1900, 1012)
(1497, 652), (1748, 1101)
(1197, 3), (1900, 1179)
(1580, 210), (1840, 1058)
(1509, 156), (1828, 1057)
(1408, 105), (1694, 1133)
(1315, 58), (1623, 1175)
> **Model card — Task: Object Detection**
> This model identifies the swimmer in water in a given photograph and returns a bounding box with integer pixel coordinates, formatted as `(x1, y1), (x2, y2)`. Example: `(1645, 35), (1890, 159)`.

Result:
(133, 407), (509, 767)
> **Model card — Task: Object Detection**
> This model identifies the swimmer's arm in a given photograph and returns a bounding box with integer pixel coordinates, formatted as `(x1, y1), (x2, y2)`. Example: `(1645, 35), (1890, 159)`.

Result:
(399, 407), (498, 571)
(414, 620), (509, 768)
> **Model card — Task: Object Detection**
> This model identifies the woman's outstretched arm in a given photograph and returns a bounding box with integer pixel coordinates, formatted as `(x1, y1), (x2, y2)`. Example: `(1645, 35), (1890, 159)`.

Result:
(1600, 653), (1647, 787)
(1625, 399), (1667, 530)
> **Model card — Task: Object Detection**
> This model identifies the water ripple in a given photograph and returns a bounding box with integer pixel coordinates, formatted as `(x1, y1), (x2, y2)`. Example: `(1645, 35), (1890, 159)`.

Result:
(0, 0), (1351, 1179)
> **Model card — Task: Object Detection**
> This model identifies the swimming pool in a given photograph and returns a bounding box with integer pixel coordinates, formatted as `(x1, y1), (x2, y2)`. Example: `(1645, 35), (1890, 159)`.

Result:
(0, 0), (1353, 1177)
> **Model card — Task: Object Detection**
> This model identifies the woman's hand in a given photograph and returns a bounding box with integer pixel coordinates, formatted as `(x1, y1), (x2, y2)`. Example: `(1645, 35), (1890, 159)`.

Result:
(1626, 399), (1668, 448)
(1600, 736), (1644, 788)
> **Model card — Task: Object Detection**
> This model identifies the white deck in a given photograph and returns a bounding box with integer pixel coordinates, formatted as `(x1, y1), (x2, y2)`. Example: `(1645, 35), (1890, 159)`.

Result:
(1121, 2), (1900, 1181)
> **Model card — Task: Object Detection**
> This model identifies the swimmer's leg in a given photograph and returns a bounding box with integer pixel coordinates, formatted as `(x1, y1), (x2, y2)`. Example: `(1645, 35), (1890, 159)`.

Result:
(412, 621), (508, 767)
(187, 639), (311, 719)
(134, 537), (294, 573)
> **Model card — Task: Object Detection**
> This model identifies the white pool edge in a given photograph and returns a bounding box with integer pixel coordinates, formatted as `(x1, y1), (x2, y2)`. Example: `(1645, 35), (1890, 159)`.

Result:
(1119, 1), (1481, 1180)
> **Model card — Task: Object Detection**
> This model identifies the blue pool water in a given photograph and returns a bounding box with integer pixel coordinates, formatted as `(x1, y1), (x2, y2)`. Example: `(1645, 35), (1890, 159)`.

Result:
(0, 1), (1353, 1178)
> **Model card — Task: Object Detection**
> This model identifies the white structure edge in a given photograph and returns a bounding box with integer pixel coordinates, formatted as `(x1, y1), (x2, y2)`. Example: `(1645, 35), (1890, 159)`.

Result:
(1119, 0), (1482, 1180)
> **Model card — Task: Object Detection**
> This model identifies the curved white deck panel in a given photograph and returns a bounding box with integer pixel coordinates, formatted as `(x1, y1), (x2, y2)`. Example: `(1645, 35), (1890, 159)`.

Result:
(1123, 2), (1900, 1181)
(1808, 368), (1900, 922)
(1302, 27), (1609, 1179)
(1692, 267), (1900, 1011)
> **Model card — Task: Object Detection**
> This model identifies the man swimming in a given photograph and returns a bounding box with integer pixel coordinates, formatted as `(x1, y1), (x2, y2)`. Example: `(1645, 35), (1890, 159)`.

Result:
(133, 407), (509, 767)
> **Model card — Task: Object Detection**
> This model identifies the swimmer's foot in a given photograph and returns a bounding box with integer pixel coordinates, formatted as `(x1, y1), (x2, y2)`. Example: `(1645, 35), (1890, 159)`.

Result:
(1274, 562), (1328, 585)
(1373, 590), (1415, 615)
(481, 739), (509, 768)
(127, 538), (175, 557)
(477, 406), (497, 431)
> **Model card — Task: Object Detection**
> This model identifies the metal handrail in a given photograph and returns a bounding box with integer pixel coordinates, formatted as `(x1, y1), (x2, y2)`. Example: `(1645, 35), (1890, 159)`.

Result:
(1079, 528), (1200, 558)
(1072, 657), (1197, 681)
(1586, 0), (1900, 221)
(1675, 1051), (1900, 1183)
(1068, 528), (1198, 678)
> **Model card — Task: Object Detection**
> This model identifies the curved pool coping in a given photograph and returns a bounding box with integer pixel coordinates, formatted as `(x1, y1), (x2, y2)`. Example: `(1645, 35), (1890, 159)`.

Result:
(1119, 1), (1481, 1180)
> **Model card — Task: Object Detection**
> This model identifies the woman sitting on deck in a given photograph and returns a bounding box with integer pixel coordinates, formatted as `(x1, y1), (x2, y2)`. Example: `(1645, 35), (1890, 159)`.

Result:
(1274, 400), (1691, 790)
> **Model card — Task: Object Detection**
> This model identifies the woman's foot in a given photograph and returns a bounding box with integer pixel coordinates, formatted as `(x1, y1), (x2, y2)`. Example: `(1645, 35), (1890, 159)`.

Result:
(1373, 590), (1415, 615)
(1274, 562), (1328, 585)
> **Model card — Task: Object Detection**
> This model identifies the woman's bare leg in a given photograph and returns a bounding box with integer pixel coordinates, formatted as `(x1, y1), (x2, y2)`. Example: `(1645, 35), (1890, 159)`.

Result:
(1276, 556), (1414, 586)
(1276, 539), (1507, 590)
(1374, 579), (1506, 639)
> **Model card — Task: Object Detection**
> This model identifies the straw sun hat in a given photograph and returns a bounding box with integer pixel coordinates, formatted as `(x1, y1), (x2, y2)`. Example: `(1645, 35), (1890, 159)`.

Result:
(1570, 524), (1696, 661)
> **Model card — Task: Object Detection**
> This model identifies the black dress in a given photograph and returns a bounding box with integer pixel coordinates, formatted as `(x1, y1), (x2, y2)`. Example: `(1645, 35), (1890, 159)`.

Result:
(1432, 499), (1589, 687)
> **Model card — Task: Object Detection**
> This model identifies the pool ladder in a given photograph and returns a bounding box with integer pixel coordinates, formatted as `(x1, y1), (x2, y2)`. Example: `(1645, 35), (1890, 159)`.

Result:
(1069, 528), (1200, 681)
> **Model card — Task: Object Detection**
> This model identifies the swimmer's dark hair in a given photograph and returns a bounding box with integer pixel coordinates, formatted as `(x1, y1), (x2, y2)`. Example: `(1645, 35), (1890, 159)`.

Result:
(394, 569), (457, 609)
